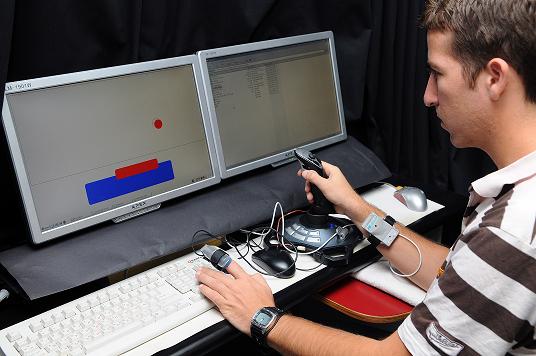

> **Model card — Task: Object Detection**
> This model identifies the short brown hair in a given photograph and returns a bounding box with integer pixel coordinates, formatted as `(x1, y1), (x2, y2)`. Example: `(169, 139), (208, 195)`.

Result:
(422, 0), (536, 103)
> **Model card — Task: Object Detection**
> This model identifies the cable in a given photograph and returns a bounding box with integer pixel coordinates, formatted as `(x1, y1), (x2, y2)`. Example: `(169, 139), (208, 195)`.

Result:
(274, 207), (357, 256)
(280, 222), (356, 256)
(189, 201), (337, 277)
(388, 232), (423, 278)
(190, 229), (224, 257)
(274, 205), (355, 271)
(234, 226), (299, 278)
(295, 260), (324, 272)
(237, 200), (326, 275)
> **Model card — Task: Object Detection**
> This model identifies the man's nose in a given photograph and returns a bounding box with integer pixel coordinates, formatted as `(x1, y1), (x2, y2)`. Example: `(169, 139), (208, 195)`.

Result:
(423, 74), (438, 107)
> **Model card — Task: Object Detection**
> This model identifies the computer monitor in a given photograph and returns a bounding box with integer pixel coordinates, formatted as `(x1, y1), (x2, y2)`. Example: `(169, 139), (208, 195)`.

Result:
(2, 56), (220, 244)
(198, 31), (346, 178)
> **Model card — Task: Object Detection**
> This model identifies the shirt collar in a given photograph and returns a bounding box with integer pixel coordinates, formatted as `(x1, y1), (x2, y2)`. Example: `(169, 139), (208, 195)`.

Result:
(470, 149), (536, 198)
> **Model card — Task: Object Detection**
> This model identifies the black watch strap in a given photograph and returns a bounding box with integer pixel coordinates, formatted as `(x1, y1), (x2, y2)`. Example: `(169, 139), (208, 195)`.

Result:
(384, 215), (396, 226)
(251, 307), (284, 347)
(368, 235), (381, 247)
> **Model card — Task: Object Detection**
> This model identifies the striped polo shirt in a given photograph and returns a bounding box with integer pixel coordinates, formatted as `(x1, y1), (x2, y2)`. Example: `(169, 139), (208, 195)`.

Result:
(398, 149), (536, 355)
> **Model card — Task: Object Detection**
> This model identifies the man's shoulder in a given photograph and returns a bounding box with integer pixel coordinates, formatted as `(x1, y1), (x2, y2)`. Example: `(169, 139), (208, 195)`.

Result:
(478, 178), (536, 247)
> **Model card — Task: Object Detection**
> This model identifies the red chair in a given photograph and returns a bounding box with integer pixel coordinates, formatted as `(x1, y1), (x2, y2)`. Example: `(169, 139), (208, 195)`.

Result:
(318, 278), (413, 324)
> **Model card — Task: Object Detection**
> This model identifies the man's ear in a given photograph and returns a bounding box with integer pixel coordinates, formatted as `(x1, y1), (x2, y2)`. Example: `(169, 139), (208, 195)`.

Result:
(485, 58), (509, 101)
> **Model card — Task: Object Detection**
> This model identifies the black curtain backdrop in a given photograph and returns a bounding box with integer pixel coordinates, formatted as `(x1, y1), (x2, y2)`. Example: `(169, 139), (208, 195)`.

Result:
(355, 0), (495, 192)
(0, 0), (494, 250)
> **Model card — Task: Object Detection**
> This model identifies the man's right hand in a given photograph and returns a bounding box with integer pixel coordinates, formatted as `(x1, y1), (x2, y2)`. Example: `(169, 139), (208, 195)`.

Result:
(297, 161), (369, 222)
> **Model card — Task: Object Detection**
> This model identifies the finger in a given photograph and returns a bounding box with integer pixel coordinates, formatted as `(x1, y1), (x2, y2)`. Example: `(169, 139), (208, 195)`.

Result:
(320, 161), (337, 178)
(197, 266), (229, 279)
(302, 169), (326, 190)
(198, 284), (226, 306)
(197, 267), (236, 291)
(301, 169), (319, 182)
(196, 269), (232, 296)
(225, 261), (249, 279)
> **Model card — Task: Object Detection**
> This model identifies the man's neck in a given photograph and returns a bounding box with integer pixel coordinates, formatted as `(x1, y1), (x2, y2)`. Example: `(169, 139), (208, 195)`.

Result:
(486, 101), (536, 169)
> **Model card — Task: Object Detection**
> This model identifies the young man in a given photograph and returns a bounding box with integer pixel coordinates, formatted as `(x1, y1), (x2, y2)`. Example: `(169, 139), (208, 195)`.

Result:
(196, 0), (536, 354)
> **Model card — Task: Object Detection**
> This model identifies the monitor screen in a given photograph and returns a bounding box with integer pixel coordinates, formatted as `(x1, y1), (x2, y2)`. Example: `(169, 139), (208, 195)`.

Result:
(199, 31), (346, 178)
(2, 56), (219, 244)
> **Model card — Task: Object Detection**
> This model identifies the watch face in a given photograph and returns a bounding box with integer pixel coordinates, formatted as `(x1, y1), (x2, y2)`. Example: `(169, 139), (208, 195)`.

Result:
(254, 311), (272, 327)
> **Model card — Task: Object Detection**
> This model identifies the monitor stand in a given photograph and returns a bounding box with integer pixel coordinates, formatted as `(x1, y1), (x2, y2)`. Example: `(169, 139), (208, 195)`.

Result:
(271, 155), (296, 168)
(112, 203), (161, 223)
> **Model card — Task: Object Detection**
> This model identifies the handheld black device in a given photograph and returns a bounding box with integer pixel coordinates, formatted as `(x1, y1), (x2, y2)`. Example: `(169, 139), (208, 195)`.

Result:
(283, 149), (362, 266)
(293, 148), (334, 215)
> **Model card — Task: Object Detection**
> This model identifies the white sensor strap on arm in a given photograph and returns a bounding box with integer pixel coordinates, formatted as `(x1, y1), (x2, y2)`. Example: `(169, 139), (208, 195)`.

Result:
(362, 212), (399, 247)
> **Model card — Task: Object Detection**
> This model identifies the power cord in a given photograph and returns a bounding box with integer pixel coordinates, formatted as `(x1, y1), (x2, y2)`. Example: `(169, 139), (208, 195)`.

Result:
(189, 226), (299, 278)
(387, 232), (423, 278)
(190, 229), (225, 257)
(249, 202), (325, 272)
(190, 201), (327, 277)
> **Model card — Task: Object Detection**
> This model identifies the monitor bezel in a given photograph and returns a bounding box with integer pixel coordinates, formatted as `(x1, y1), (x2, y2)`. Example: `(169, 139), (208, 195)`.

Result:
(2, 56), (221, 244)
(198, 31), (347, 179)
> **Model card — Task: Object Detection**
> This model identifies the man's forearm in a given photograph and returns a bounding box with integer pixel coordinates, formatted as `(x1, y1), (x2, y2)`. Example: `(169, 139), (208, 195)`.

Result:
(267, 315), (379, 355)
(266, 315), (410, 356)
(378, 222), (449, 289)
(346, 198), (449, 290)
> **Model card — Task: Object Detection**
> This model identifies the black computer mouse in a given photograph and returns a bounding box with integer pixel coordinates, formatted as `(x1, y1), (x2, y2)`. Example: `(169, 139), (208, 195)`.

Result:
(251, 248), (295, 278)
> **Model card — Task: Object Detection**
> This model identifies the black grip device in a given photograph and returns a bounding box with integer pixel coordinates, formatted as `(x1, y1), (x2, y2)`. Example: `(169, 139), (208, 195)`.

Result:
(200, 245), (232, 272)
(294, 148), (335, 215)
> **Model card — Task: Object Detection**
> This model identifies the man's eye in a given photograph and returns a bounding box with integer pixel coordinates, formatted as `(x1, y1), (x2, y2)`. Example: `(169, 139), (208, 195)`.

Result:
(426, 65), (440, 76)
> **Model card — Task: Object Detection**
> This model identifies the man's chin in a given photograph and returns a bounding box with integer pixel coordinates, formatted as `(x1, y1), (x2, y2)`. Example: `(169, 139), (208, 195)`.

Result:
(448, 135), (470, 149)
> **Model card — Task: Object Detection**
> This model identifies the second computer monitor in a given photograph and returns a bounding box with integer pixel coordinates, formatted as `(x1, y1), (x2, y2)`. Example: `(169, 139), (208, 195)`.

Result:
(198, 31), (347, 178)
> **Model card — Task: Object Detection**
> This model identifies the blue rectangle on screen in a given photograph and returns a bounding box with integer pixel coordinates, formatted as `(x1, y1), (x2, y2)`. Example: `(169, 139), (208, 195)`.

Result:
(85, 160), (174, 205)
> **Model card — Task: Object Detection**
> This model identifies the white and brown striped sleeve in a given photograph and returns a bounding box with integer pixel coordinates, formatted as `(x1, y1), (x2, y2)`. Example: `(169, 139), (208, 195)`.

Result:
(398, 187), (536, 355)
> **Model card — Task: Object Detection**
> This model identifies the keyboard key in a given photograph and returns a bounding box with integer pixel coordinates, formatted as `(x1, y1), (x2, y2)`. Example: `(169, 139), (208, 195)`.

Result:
(28, 321), (43, 333)
(76, 301), (90, 312)
(40, 317), (54, 328)
(61, 309), (76, 319)
(82, 320), (143, 353)
(157, 269), (169, 278)
(51, 313), (65, 323)
(6, 330), (23, 343)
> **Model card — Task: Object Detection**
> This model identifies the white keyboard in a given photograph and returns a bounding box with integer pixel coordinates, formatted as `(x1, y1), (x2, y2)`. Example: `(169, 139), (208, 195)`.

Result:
(0, 253), (215, 356)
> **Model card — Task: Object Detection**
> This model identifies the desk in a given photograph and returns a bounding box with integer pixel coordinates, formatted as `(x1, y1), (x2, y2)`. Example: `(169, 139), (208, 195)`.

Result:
(148, 182), (466, 355)
(0, 181), (466, 355)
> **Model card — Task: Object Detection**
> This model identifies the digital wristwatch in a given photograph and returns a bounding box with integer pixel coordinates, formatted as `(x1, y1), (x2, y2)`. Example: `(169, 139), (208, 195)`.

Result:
(250, 306), (284, 347)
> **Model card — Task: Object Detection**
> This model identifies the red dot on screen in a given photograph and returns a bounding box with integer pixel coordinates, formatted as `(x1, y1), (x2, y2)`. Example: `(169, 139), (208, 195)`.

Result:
(154, 119), (163, 129)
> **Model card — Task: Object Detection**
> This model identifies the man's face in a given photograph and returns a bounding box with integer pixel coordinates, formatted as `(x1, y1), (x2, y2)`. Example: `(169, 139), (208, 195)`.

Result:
(424, 31), (491, 148)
